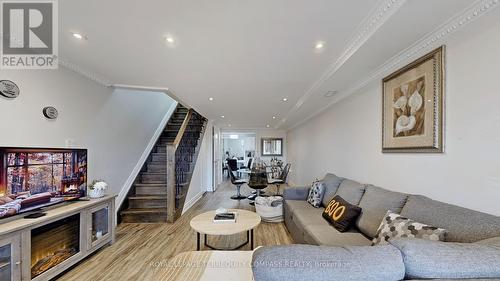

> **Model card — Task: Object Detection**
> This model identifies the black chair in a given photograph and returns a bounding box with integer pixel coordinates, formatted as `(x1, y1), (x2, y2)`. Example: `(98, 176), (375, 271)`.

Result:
(228, 165), (248, 200)
(247, 170), (268, 205)
(227, 158), (237, 172)
(268, 164), (290, 195)
(222, 162), (229, 179)
(237, 158), (253, 177)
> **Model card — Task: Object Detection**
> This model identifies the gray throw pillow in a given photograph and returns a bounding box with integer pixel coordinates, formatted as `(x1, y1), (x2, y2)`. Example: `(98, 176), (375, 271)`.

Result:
(372, 211), (446, 245)
(306, 180), (325, 208)
(389, 238), (500, 279)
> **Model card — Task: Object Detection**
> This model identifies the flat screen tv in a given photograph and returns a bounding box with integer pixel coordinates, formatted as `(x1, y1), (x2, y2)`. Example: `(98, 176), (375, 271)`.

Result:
(0, 147), (87, 220)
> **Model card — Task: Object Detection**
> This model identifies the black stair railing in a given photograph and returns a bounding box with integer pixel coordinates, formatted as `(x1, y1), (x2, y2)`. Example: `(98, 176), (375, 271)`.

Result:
(166, 109), (207, 222)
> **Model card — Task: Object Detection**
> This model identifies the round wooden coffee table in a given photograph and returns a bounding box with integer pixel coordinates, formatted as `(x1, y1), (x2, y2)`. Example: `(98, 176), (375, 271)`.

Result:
(190, 209), (261, 250)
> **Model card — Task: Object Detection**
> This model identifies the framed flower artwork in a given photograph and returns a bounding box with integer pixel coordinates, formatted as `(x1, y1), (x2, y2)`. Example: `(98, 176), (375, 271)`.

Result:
(382, 46), (445, 153)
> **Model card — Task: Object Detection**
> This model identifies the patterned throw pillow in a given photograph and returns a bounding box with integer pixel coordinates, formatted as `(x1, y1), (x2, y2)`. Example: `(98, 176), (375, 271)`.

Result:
(372, 211), (446, 245)
(307, 180), (325, 208)
(322, 195), (362, 232)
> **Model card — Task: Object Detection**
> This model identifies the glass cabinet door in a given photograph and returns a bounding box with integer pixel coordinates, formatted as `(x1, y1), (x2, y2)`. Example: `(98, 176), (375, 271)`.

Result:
(88, 203), (111, 250)
(0, 235), (21, 281)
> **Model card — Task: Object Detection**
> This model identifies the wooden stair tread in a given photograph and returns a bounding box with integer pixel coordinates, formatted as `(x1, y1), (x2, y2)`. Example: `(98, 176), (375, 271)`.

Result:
(134, 183), (167, 187)
(129, 195), (167, 200)
(121, 208), (167, 214)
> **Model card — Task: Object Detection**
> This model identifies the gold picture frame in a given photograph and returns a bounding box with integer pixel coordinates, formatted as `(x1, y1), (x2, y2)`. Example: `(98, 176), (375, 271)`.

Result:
(382, 46), (445, 153)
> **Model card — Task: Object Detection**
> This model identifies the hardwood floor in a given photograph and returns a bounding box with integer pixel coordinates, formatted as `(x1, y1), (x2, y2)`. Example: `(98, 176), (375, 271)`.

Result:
(57, 180), (293, 281)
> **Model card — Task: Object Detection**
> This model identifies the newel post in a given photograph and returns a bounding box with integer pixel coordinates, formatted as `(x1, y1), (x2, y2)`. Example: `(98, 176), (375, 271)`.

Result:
(166, 144), (176, 223)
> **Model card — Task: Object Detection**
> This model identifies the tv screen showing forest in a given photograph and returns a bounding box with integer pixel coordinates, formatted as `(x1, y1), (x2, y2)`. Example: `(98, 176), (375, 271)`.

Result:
(0, 147), (87, 219)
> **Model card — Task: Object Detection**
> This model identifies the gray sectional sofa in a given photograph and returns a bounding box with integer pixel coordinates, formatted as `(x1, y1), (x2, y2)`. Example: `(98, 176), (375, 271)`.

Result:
(251, 173), (500, 281)
(283, 173), (500, 246)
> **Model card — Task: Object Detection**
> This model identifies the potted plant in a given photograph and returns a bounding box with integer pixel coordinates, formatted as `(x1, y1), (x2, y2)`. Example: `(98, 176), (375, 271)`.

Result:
(88, 180), (108, 198)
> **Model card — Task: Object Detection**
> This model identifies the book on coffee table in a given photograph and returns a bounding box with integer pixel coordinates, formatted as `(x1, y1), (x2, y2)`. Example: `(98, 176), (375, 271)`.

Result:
(213, 212), (237, 223)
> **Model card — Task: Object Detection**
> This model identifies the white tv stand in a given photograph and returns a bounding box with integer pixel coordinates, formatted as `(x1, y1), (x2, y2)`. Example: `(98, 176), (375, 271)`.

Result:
(0, 195), (116, 281)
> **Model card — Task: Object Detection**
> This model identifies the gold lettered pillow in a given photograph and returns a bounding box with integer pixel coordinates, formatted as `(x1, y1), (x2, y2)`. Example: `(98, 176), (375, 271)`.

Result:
(322, 195), (362, 232)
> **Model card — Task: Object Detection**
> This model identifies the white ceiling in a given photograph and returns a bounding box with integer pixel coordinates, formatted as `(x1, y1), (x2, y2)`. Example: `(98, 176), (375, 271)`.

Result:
(58, 0), (491, 129)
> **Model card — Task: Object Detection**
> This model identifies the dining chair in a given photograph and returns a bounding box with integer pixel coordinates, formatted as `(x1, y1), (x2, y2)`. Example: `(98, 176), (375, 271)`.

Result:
(247, 169), (268, 205)
(228, 165), (248, 200)
(268, 163), (290, 196)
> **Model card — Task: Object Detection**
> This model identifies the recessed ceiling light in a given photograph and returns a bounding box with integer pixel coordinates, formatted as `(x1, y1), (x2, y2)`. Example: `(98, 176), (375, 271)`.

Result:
(209, 97), (214, 101)
(221, 115), (225, 118)
(282, 98), (288, 102)
(71, 32), (86, 40)
(228, 124), (232, 127)
(266, 124), (270, 128)
(164, 35), (178, 47)
(272, 116), (276, 119)
(315, 41), (325, 50)
(324, 90), (337, 97)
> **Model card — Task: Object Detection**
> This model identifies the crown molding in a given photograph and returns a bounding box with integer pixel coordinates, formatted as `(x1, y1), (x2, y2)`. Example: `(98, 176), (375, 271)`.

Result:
(281, 0), (407, 124)
(286, 0), (499, 130)
(59, 58), (113, 87)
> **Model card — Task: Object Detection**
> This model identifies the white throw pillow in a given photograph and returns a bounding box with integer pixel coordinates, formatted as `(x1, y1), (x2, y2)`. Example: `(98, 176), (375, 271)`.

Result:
(307, 180), (325, 208)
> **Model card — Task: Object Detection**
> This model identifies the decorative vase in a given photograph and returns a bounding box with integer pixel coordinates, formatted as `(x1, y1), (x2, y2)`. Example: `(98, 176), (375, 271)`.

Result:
(89, 188), (105, 198)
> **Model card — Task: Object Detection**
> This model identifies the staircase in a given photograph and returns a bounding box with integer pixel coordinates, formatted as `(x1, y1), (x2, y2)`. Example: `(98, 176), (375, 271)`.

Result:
(120, 104), (207, 223)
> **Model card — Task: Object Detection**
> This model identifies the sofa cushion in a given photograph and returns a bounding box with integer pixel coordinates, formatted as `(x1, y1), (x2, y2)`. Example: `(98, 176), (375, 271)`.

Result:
(320, 173), (344, 207)
(284, 200), (312, 222)
(322, 195), (362, 232)
(373, 211), (446, 246)
(293, 204), (326, 228)
(389, 238), (500, 280)
(303, 224), (372, 246)
(475, 236), (500, 249)
(401, 195), (500, 242)
(334, 179), (366, 205)
(356, 186), (408, 238)
(252, 244), (405, 281)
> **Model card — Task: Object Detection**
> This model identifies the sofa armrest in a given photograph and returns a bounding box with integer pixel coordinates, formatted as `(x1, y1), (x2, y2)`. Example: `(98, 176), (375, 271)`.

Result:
(283, 186), (310, 201)
(252, 245), (405, 281)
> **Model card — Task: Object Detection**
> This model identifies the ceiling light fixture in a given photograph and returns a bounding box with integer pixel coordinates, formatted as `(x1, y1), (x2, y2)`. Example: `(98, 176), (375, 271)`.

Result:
(282, 98), (288, 102)
(221, 115), (225, 118)
(209, 97), (214, 101)
(71, 32), (86, 40)
(324, 90), (338, 97)
(272, 116), (276, 119)
(315, 41), (325, 50)
(266, 124), (270, 128)
(164, 34), (178, 48)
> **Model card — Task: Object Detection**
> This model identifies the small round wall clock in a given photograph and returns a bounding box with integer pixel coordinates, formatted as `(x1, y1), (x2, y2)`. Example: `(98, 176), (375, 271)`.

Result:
(43, 106), (58, 119)
(0, 80), (20, 98)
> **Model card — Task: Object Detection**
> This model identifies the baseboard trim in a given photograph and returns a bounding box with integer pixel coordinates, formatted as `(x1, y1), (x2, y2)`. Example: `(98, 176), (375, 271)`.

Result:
(182, 190), (206, 215)
(115, 101), (178, 214)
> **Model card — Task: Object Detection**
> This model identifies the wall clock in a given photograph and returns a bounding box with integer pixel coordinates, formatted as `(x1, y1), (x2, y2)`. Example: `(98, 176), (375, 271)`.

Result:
(43, 106), (58, 119)
(0, 80), (20, 98)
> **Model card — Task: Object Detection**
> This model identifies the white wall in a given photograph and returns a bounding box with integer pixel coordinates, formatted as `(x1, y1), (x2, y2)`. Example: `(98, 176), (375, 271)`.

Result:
(182, 120), (213, 213)
(0, 67), (176, 210)
(287, 15), (500, 216)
